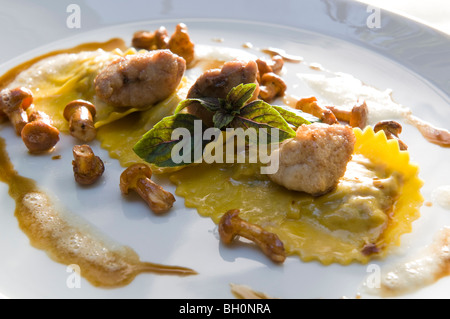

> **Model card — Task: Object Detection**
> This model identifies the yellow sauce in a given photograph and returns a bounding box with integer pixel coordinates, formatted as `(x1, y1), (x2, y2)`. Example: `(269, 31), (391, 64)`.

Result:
(170, 157), (395, 264)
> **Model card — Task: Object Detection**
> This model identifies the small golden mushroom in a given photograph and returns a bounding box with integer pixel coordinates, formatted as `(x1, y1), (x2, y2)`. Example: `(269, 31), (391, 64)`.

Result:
(21, 110), (60, 153)
(256, 55), (284, 79)
(120, 163), (175, 214)
(349, 101), (368, 129)
(64, 100), (97, 142)
(168, 23), (195, 66)
(296, 97), (338, 125)
(0, 87), (33, 135)
(258, 72), (287, 103)
(374, 120), (408, 150)
(218, 209), (286, 263)
(326, 101), (369, 129)
(72, 145), (105, 185)
(132, 26), (169, 51)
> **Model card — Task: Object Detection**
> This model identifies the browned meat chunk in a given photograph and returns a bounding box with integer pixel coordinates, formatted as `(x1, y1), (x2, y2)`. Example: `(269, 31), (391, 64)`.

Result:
(186, 60), (260, 126)
(94, 50), (186, 108)
(268, 123), (355, 195)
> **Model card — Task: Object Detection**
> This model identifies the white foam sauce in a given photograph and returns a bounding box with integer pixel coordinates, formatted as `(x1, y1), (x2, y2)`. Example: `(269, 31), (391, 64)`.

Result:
(362, 227), (450, 297)
(432, 185), (450, 210)
(298, 72), (411, 125)
(195, 44), (257, 63)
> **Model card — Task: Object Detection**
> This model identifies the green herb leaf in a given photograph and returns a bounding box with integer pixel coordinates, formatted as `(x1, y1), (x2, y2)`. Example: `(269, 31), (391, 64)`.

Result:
(174, 83), (256, 122)
(231, 100), (296, 143)
(133, 84), (320, 168)
(133, 113), (207, 167)
(174, 97), (222, 114)
(213, 110), (235, 129)
(225, 83), (257, 112)
(272, 105), (321, 127)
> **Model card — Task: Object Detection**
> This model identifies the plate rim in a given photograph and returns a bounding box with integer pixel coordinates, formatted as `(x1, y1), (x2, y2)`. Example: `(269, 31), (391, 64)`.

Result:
(0, 0), (450, 299)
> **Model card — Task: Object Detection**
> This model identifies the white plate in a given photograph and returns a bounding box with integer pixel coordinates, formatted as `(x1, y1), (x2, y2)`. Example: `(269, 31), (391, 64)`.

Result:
(0, 0), (449, 299)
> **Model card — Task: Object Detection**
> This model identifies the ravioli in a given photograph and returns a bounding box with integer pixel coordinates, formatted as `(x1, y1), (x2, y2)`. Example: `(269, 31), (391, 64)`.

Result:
(169, 127), (423, 265)
(6, 47), (172, 134)
(96, 77), (191, 169)
(5, 44), (192, 171)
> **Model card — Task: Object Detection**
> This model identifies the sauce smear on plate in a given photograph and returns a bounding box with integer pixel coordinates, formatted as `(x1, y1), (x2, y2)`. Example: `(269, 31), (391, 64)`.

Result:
(0, 137), (196, 287)
(0, 37), (198, 287)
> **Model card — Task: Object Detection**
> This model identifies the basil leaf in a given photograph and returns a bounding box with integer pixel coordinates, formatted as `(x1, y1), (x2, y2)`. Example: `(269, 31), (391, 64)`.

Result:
(228, 101), (295, 145)
(213, 110), (235, 129)
(272, 105), (320, 127)
(225, 83), (257, 112)
(133, 113), (207, 167)
(230, 117), (293, 144)
(235, 100), (296, 141)
(175, 97), (222, 114)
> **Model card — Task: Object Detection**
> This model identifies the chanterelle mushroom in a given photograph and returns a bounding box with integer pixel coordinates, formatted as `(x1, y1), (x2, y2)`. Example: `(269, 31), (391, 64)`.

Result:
(0, 87), (33, 135)
(72, 145), (105, 185)
(256, 55), (284, 78)
(63, 99), (97, 142)
(374, 120), (408, 150)
(132, 26), (169, 51)
(268, 123), (356, 196)
(167, 23), (195, 66)
(120, 163), (175, 214)
(258, 72), (287, 103)
(21, 110), (60, 153)
(296, 97), (338, 125)
(132, 23), (195, 67)
(219, 209), (286, 263)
